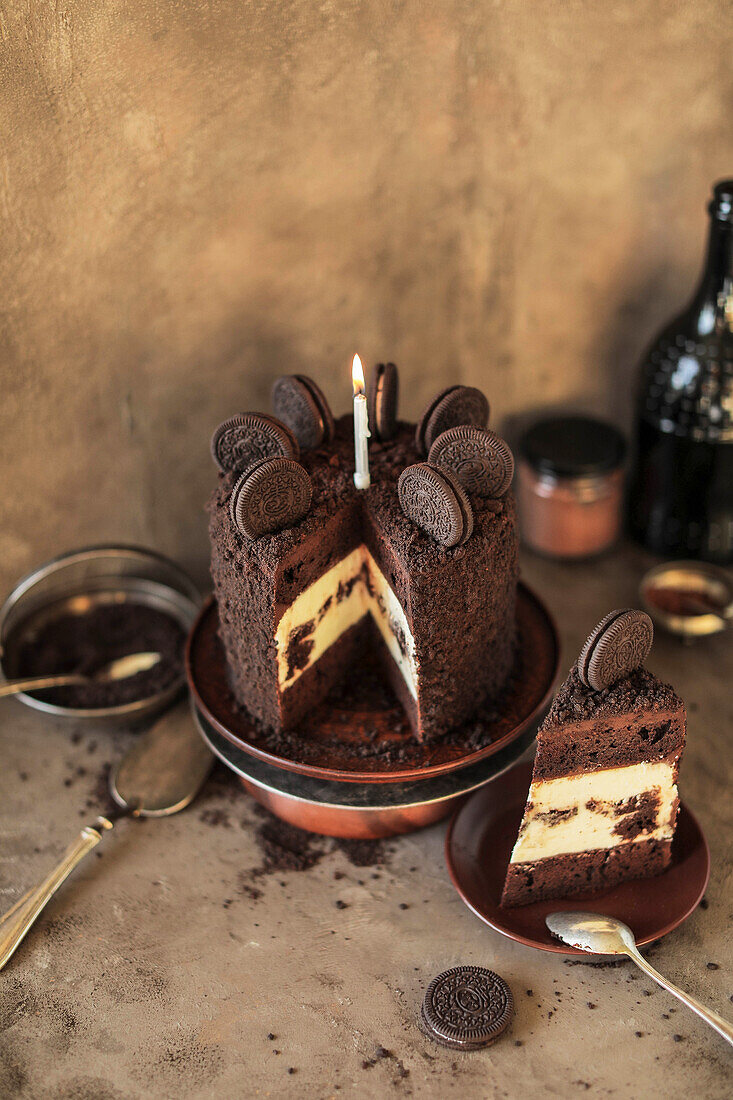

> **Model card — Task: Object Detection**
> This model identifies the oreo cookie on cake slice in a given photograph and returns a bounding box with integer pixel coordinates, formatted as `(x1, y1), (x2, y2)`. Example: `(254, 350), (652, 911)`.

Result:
(577, 609), (654, 691)
(398, 462), (474, 548)
(211, 413), (299, 474)
(272, 375), (335, 451)
(229, 457), (312, 540)
(428, 426), (514, 498)
(416, 385), (489, 455)
(368, 362), (399, 442)
(502, 608), (684, 908)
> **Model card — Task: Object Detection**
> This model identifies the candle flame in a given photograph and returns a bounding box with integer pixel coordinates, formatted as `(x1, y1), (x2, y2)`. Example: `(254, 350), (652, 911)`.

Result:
(351, 353), (365, 395)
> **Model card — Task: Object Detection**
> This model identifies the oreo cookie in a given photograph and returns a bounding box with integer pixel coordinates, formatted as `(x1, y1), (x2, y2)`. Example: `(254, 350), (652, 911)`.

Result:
(272, 375), (335, 451)
(229, 457), (312, 540)
(211, 413), (299, 474)
(577, 609), (654, 691)
(368, 362), (399, 441)
(415, 386), (456, 455)
(428, 425), (514, 498)
(421, 966), (513, 1050)
(398, 462), (474, 548)
(416, 385), (489, 455)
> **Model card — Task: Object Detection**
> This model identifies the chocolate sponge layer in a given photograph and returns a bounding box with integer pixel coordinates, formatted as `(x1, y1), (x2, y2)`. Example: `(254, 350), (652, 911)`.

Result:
(532, 667), (686, 781)
(502, 837), (672, 907)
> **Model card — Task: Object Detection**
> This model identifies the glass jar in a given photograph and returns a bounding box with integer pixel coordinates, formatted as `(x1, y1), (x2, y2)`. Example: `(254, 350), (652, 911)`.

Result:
(517, 416), (626, 560)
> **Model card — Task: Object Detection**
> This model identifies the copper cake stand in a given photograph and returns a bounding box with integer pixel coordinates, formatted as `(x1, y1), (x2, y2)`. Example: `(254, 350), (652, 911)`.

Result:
(186, 582), (559, 784)
(192, 699), (539, 838)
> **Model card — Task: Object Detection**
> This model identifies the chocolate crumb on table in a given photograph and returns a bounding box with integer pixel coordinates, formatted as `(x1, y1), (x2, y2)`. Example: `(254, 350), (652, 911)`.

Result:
(230, 806), (392, 897)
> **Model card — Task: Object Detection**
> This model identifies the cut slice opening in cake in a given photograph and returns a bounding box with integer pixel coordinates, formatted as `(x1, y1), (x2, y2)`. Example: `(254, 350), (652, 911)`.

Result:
(275, 544), (417, 698)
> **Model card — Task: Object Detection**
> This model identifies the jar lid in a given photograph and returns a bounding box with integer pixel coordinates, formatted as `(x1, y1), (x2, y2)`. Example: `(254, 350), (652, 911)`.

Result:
(519, 416), (626, 478)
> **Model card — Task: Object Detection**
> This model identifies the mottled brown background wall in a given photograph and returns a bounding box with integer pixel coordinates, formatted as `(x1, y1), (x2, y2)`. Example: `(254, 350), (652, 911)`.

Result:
(1, 0), (732, 589)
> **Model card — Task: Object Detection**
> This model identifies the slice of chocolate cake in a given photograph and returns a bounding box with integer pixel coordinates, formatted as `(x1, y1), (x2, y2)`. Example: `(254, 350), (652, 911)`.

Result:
(207, 378), (519, 743)
(502, 611), (686, 907)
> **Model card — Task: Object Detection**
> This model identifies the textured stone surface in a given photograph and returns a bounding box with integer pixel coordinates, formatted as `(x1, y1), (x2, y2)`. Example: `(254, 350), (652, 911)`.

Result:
(0, 4), (732, 1093)
(1, 2), (733, 591)
(0, 544), (731, 1098)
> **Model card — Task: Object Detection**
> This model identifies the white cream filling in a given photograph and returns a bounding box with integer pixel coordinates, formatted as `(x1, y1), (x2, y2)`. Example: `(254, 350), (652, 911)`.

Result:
(509, 761), (678, 864)
(275, 545), (417, 697)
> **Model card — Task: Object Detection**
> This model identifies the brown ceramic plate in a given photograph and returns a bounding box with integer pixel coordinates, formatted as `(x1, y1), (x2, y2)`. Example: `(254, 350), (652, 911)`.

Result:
(445, 762), (710, 954)
(185, 583), (559, 784)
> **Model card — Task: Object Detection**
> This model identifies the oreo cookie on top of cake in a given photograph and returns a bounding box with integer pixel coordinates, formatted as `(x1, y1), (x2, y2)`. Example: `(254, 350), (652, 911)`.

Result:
(207, 367), (519, 743)
(502, 610), (686, 907)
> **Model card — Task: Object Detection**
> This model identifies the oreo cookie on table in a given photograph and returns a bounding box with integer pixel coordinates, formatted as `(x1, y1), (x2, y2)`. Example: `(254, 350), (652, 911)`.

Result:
(368, 362), (399, 441)
(229, 457), (312, 540)
(416, 385), (490, 455)
(421, 966), (514, 1050)
(272, 375), (335, 451)
(577, 608), (654, 691)
(428, 425), (514, 498)
(211, 413), (299, 474)
(398, 462), (474, 548)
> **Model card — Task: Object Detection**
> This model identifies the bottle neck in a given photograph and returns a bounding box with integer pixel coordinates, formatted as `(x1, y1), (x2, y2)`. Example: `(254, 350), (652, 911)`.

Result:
(688, 217), (733, 335)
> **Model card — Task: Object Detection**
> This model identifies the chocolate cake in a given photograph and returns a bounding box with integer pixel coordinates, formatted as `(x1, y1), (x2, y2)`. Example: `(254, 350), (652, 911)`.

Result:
(502, 611), (686, 906)
(207, 378), (519, 744)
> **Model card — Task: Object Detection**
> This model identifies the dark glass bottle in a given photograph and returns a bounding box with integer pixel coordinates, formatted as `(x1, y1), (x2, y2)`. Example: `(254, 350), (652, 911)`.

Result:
(628, 180), (733, 563)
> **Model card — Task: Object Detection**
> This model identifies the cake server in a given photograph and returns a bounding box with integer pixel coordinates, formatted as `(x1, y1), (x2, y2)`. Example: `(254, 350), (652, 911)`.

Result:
(0, 699), (212, 971)
(547, 911), (733, 1049)
(0, 650), (162, 698)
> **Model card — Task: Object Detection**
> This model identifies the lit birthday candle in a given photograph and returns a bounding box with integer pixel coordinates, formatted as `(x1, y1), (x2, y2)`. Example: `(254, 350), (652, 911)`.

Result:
(352, 353), (371, 490)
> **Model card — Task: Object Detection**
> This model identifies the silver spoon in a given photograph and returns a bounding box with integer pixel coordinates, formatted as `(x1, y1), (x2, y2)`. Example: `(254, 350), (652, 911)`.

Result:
(547, 911), (733, 1048)
(0, 698), (212, 971)
(0, 651), (163, 698)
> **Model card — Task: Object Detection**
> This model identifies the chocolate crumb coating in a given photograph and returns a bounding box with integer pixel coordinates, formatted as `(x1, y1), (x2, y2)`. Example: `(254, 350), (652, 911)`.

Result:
(549, 666), (681, 724)
(532, 666), (685, 781)
(207, 415), (518, 743)
(503, 837), (672, 907)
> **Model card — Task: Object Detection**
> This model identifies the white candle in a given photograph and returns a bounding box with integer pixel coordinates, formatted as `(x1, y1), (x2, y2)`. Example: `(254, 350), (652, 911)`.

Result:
(352, 353), (371, 489)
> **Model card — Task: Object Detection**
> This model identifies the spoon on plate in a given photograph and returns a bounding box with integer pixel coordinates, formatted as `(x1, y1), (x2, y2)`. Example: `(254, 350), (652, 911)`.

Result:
(0, 698), (212, 971)
(547, 911), (733, 1048)
(0, 651), (162, 698)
